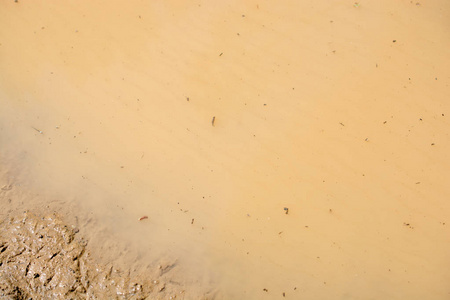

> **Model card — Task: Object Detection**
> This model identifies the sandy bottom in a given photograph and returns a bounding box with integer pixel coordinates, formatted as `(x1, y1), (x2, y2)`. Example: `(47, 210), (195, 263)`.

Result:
(1, 0), (450, 299)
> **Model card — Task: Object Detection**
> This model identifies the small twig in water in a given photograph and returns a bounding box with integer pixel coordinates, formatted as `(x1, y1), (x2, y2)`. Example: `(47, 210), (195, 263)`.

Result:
(31, 126), (43, 134)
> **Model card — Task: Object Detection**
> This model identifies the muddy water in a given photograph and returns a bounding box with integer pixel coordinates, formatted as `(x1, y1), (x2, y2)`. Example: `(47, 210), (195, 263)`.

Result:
(1, 0), (450, 299)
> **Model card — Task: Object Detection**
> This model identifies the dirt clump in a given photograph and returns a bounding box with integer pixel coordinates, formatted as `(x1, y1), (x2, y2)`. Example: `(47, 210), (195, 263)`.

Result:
(0, 211), (155, 299)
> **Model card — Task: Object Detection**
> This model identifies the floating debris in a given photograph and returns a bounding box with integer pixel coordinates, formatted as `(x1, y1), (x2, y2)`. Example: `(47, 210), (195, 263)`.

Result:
(31, 126), (43, 134)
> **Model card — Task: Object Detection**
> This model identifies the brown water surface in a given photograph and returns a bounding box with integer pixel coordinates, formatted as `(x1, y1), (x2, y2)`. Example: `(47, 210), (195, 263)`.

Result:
(1, 1), (450, 299)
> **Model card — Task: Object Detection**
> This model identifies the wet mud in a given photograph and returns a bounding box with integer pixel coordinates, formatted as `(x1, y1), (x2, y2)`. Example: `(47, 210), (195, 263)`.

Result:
(0, 210), (191, 300)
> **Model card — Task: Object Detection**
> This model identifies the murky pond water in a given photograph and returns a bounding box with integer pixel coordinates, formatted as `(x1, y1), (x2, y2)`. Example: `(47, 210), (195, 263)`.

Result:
(1, 1), (450, 299)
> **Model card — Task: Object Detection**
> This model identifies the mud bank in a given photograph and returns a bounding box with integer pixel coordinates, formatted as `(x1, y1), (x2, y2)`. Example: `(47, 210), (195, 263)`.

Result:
(0, 211), (150, 299)
(0, 169), (215, 299)
(0, 203), (214, 300)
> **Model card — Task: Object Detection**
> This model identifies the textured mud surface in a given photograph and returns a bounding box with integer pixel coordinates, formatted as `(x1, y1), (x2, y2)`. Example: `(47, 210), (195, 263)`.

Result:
(0, 211), (183, 299)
